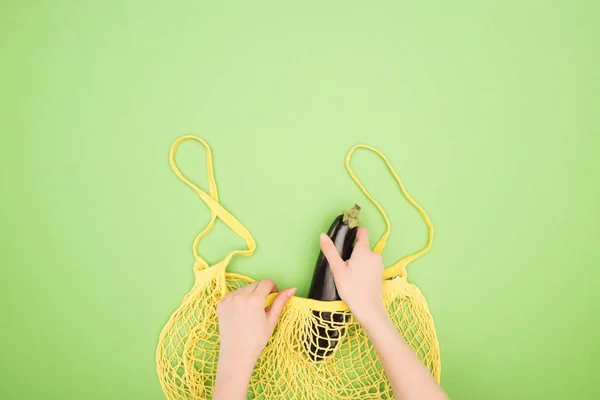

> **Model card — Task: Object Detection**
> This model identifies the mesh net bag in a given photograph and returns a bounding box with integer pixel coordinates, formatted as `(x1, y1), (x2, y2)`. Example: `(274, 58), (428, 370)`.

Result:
(156, 136), (441, 399)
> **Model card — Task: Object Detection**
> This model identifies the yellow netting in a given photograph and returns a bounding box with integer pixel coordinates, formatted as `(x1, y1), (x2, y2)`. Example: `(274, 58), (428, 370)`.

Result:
(156, 136), (441, 399)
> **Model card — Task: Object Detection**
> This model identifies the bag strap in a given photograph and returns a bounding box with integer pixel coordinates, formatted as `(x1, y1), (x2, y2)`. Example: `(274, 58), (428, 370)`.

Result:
(345, 145), (434, 279)
(169, 135), (256, 269)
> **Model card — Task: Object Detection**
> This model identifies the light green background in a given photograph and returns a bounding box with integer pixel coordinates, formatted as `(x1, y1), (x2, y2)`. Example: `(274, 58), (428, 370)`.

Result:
(1, 1), (599, 399)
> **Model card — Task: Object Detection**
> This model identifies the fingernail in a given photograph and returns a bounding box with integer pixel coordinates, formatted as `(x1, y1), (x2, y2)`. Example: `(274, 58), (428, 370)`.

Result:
(320, 233), (328, 242)
(288, 288), (297, 296)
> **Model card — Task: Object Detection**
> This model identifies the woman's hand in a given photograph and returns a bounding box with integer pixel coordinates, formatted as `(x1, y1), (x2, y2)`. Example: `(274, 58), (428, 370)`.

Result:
(213, 279), (295, 399)
(321, 227), (449, 400)
(319, 227), (386, 324)
(217, 278), (296, 361)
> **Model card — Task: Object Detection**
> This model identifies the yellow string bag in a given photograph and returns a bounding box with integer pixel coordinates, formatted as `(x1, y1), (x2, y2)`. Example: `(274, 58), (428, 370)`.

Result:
(156, 135), (441, 399)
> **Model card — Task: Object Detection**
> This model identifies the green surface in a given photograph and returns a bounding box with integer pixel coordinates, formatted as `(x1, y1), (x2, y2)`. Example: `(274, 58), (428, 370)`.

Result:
(1, 1), (599, 399)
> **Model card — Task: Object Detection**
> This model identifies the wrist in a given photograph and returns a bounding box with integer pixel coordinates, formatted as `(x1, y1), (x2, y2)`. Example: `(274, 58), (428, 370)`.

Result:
(218, 347), (259, 373)
(213, 350), (257, 399)
(355, 305), (391, 332)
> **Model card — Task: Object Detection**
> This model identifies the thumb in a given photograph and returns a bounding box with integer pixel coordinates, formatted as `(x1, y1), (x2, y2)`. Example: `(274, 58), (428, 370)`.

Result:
(266, 287), (296, 330)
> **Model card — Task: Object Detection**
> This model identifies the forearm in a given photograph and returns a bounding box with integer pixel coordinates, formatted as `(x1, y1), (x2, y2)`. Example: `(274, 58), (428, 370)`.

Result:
(361, 309), (448, 400)
(212, 350), (256, 400)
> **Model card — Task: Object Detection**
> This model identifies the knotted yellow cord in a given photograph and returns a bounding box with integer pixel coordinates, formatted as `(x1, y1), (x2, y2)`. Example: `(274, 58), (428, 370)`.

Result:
(156, 136), (440, 399)
(169, 135), (256, 271)
(345, 144), (435, 279)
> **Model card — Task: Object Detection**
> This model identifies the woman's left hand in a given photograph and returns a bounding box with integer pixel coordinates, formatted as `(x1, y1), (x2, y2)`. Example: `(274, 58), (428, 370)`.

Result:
(213, 279), (295, 399)
(217, 278), (296, 361)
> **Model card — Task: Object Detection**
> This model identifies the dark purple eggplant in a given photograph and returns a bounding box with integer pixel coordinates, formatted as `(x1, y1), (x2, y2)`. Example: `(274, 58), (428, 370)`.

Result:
(307, 204), (360, 361)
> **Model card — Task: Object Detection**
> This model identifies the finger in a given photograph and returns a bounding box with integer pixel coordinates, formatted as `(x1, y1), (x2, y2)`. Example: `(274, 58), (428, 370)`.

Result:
(354, 227), (370, 250)
(266, 287), (296, 330)
(253, 278), (278, 298)
(319, 234), (346, 275)
(238, 281), (259, 297)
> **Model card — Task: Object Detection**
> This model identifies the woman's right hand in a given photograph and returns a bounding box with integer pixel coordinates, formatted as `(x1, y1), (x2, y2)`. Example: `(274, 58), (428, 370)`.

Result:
(319, 227), (387, 324)
(321, 227), (449, 400)
(321, 227), (448, 400)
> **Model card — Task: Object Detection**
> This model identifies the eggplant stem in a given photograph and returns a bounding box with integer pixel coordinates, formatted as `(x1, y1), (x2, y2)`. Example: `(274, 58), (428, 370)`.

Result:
(341, 204), (361, 229)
